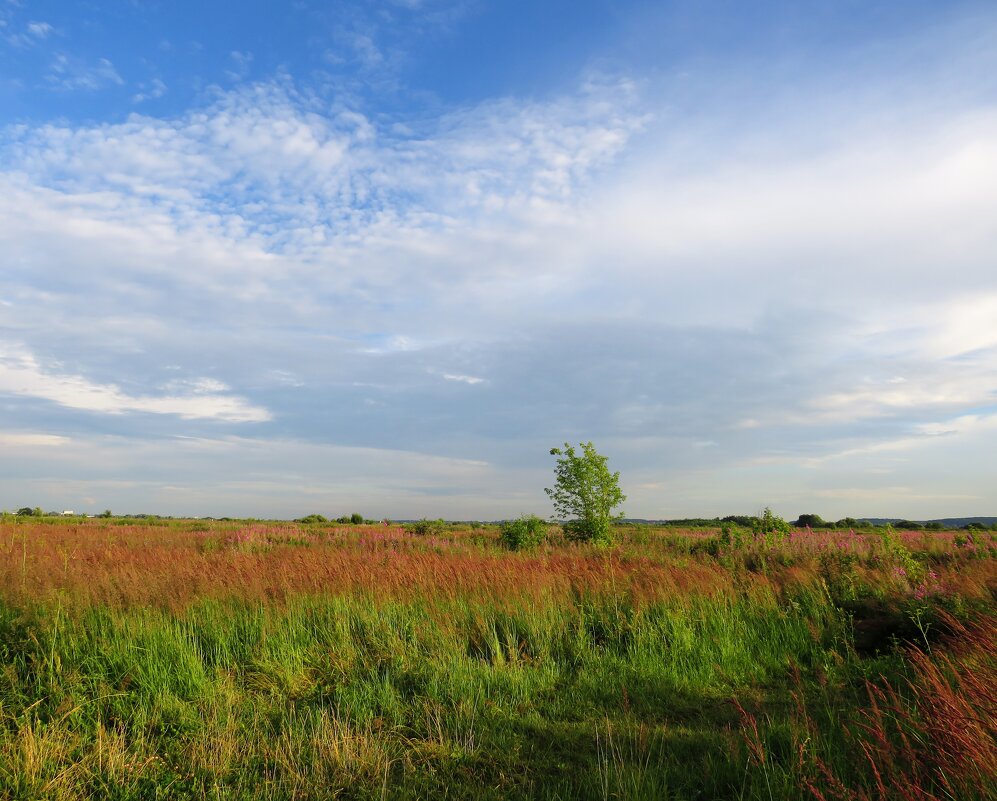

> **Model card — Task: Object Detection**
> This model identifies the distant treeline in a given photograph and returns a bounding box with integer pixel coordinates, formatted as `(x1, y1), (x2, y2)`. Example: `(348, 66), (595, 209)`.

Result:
(622, 514), (997, 531)
(5, 508), (996, 532)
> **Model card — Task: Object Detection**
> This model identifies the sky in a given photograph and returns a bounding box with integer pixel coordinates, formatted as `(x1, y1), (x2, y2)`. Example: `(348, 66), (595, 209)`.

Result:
(1, 0), (996, 521)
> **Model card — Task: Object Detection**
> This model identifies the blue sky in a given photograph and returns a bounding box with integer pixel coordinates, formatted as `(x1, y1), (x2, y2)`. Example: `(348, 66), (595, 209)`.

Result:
(1, 0), (996, 519)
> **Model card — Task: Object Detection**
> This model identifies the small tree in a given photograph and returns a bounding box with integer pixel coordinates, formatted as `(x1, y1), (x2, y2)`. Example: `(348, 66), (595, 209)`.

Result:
(545, 442), (626, 546)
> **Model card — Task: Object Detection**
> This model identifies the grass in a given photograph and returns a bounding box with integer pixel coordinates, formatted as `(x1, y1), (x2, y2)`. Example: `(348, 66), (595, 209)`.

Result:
(0, 519), (994, 799)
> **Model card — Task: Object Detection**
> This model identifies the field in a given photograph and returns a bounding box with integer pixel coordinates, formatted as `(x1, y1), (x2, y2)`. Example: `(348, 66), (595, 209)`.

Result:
(0, 518), (994, 800)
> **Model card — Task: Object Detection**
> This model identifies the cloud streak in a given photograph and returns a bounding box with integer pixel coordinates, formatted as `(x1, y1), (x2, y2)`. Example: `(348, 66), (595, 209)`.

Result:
(0, 345), (270, 422)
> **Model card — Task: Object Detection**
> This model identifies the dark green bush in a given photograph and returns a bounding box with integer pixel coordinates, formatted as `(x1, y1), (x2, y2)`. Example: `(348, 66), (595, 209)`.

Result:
(793, 513), (827, 528)
(295, 514), (328, 524)
(499, 514), (548, 551)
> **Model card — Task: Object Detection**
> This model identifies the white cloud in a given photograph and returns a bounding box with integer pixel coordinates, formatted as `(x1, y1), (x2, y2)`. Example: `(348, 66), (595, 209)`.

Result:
(132, 77), (167, 104)
(587, 109), (997, 326)
(805, 371), (997, 424)
(443, 373), (485, 385)
(0, 432), (69, 447)
(225, 50), (253, 81)
(26, 21), (52, 38)
(46, 54), (124, 91)
(814, 487), (980, 503)
(350, 33), (383, 69)
(912, 294), (997, 359)
(915, 412), (997, 438)
(4, 19), (53, 46)
(0, 344), (270, 422)
(4, 76), (641, 242)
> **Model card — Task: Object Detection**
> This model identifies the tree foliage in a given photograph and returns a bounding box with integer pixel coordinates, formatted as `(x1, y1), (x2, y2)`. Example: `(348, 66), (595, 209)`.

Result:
(545, 442), (625, 545)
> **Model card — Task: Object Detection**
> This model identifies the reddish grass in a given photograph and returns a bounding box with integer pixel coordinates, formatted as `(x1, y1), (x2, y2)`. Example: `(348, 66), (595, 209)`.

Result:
(1, 521), (992, 612)
(792, 613), (997, 801)
(732, 612), (997, 801)
(0, 521), (734, 609)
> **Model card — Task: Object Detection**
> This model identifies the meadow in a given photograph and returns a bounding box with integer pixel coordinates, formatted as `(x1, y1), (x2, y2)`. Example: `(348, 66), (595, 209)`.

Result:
(0, 518), (994, 800)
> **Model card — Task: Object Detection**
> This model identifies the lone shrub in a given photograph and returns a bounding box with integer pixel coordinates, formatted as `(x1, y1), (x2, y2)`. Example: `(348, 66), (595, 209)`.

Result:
(409, 518), (447, 536)
(752, 507), (790, 546)
(296, 513), (328, 524)
(500, 514), (548, 551)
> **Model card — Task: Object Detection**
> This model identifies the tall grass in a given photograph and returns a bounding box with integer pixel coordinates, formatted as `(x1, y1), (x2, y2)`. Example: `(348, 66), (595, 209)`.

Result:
(0, 520), (993, 799)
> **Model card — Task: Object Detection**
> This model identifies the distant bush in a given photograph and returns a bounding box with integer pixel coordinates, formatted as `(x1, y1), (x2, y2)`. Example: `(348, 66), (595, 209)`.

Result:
(794, 513), (827, 528)
(692, 521), (747, 558)
(296, 514), (328, 524)
(499, 515), (548, 551)
(895, 520), (922, 530)
(718, 521), (747, 549)
(409, 518), (447, 536)
(752, 507), (791, 545)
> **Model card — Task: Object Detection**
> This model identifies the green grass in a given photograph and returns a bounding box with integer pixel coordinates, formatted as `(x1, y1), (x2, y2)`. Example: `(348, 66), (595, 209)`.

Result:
(0, 580), (920, 799)
(1, 521), (994, 799)
(0, 587), (860, 800)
